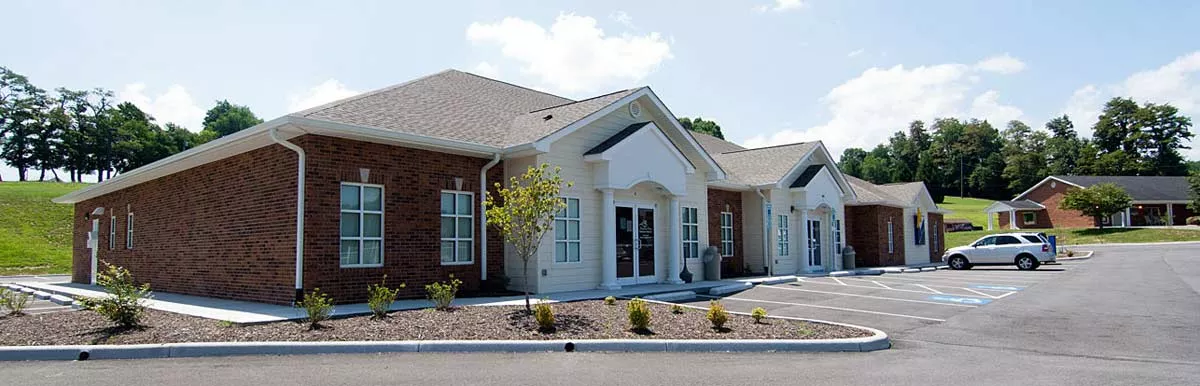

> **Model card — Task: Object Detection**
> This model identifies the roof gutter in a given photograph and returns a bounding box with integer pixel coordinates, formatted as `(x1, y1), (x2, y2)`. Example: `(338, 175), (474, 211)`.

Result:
(270, 127), (306, 303)
(479, 153), (501, 281)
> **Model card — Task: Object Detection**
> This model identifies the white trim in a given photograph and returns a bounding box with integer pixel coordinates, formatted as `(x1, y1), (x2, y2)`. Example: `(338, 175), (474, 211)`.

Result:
(290, 116), (501, 157)
(479, 153), (501, 280)
(777, 214), (790, 256)
(581, 122), (696, 174)
(108, 215), (116, 250)
(681, 206), (700, 259)
(1013, 176), (1082, 201)
(554, 197), (582, 264)
(440, 190), (476, 265)
(125, 211), (134, 249)
(720, 212), (735, 257)
(983, 200), (1046, 213)
(339, 182), (385, 268)
(886, 217), (894, 255)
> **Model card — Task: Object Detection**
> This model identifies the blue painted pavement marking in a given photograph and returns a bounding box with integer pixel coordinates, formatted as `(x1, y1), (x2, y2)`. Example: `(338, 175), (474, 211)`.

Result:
(970, 285), (1023, 291)
(928, 295), (992, 305)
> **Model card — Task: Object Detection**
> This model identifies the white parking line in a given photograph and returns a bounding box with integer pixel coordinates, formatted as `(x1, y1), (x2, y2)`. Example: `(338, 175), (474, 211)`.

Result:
(871, 280), (892, 289)
(927, 272), (1054, 281)
(830, 277), (848, 286)
(797, 277), (983, 297)
(964, 288), (1001, 299)
(699, 295), (946, 322)
(838, 277), (1016, 293)
(852, 274), (1036, 286)
(914, 284), (943, 294)
(758, 285), (976, 308)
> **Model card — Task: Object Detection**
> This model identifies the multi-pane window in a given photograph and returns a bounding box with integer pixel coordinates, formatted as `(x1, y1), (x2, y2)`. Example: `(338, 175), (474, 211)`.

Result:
(1023, 212), (1036, 225)
(887, 218), (894, 254)
(719, 212), (734, 257)
(777, 215), (790, 256)
(555, 198), (581, 263)
(440, 191), (474, 264)
(125, 212), (134, 249)
(932, 221), (940, 252)
(833, 219), (842, 255)
(340, 183), (383, 267)
(681, 207), (699, 259)
(109, 216), (116, 250)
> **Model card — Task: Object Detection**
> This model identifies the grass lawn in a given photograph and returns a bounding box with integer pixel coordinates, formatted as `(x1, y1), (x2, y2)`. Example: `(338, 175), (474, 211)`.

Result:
(945, 227), (1200, 249)
(0, 181), (87, 275)
(939, 196), (996, 227)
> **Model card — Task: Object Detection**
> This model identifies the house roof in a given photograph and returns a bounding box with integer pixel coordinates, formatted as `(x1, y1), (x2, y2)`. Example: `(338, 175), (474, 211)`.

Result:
(584, 122), (653, 155)
(845, 175), (946, 212)
(1048, 175), (1191, 202)
(690, 131), (746, 154)
(710, 142), (819, 186)
(788, 165), (825, 188)
(985, 199), (1045, 212)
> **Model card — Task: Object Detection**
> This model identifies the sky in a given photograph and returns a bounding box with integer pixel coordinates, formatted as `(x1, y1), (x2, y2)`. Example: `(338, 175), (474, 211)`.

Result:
(3, 0), (1200, 181)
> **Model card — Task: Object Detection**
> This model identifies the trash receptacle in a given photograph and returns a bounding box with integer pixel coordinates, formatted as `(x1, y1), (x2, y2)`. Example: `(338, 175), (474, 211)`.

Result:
(841, 245), (856, 270)
(703, 246), (721, 281)
(1047, 235), (1057, 254)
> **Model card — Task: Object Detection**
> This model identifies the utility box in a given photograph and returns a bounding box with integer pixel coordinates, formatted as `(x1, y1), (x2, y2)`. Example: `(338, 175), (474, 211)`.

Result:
(842, 245), (856, 270)
(703, 246), (721, 281)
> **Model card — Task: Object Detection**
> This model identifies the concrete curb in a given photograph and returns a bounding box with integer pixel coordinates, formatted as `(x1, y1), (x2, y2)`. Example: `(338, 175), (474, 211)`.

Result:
(708, 282), (753, 296)
(1056, 250), (1095, 261)
(643, 291), (697, 302)
(758, 276), (798, 285)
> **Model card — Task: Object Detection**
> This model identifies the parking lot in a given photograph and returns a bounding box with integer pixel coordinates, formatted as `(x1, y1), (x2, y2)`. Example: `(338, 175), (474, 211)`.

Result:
(679, 261), (1085, 334)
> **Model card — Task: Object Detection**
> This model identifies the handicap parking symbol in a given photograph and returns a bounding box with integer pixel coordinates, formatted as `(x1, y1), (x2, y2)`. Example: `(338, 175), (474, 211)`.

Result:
(929, 295), (992, 305)
(970, 285), (1023, 291)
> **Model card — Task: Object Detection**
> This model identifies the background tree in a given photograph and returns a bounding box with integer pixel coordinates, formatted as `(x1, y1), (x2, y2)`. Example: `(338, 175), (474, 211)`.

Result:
(677, 117), (725, 139)
(203, 100), (262, 137)
(1059, 183), (1133, 229)
(837, 147), (867, 178)
(0, 68), (44, 181)
(860, 144), (898, 184)
(1138, 103), (1193, 176)
(484, 163), (572, 313)
(1000, 120), (1049, 192)
(1044, 115), (1082, 175)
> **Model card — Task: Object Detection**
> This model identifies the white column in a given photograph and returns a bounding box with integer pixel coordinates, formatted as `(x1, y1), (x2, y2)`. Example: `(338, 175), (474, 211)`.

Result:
(1124, 207), (1132, 228)
(599, 189), (620, 290)
(1009, 210), (1017, 230)
(799, 209), (810, 273)
(667, 197), (683, 284)
(1167, 204), (1175, 227)
(987, 212), (994, 230)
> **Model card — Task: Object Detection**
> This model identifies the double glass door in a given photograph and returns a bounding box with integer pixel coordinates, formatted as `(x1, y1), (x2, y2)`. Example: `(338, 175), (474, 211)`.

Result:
(808, 219), (823, 270)
(616, 205), (656, 284)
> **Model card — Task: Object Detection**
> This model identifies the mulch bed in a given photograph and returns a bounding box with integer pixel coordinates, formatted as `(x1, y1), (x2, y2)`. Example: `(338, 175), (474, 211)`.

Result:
(0, 300), (871, 346)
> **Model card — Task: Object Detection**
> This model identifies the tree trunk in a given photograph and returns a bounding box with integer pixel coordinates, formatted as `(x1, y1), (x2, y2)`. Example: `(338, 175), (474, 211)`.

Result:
(522, 257), (531, 314)
(69, 169), (75, 182)
(38, 169), (46, 181)
(50, 169), (60, 182)
(18, 167), (27, 181)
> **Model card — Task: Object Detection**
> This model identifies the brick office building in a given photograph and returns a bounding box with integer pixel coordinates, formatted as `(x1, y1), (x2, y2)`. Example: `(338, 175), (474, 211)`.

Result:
(844, 176), (948, 267)
(986, 175), (1195, 230)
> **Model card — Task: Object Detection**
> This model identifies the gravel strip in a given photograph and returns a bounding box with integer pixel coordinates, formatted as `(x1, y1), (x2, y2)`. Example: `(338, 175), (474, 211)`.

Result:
(0, 300), (870, 346)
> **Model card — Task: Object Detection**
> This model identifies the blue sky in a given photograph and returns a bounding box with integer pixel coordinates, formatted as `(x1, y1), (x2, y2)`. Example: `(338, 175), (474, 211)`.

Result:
(3, 0), (1199, 181)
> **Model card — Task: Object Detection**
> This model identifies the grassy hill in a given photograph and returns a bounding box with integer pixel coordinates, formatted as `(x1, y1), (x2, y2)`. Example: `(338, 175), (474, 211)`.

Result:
(939, 196), (995, 227)
(0, 182), (86, 275)
(945, 227), (1200, 249)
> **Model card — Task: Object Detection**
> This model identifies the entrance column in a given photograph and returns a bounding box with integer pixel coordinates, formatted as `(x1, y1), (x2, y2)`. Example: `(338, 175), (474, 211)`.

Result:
(599, 189), (620, 290)
(1167, 204), (1175, 226)
(1124, 207), (1132, 228)
(667, 197), (683, 284)
(1009, 210), (1017, 230)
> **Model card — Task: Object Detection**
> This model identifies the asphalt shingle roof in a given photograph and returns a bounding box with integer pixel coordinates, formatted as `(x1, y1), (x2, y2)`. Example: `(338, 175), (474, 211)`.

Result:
(1051, 175), (1190, 201)
(711, 142), (819, 186)
(845, 175), (929, 207)
(690, 132), (746, 154)
(294, 69), (637, 148)
(993, 200), (1045, 210)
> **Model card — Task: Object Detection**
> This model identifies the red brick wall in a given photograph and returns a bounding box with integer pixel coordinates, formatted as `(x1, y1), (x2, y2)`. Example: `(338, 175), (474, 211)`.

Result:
(72, 134), (505, 305)
(928, 213), (945, 263)
(707, 188), (744, 276)
(844, 205), (905, 267)
(997, 209), (1052, 229)
(1020, 181), (1098, 228)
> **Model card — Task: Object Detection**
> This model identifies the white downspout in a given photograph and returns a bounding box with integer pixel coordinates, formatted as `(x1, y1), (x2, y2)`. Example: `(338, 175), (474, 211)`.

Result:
(757, 189), (773, 276)
(479, 153), (501, 281)
(270, 127), (306, 302)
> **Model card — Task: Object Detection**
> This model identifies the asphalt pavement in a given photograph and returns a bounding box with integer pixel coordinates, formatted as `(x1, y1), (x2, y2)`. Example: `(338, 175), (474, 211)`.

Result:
(2, 244), (1199, 385)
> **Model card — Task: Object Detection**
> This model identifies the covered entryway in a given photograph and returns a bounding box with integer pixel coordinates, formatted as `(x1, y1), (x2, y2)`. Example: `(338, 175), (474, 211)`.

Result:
(984, 200), (1045, 230)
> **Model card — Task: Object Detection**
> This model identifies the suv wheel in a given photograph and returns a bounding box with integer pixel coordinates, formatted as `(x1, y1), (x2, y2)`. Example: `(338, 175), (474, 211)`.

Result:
(1016, 254), (1039, 271)
(948, 256), (970, 270)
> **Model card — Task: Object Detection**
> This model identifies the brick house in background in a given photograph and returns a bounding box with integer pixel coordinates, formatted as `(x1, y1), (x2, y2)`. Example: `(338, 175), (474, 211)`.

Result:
(986, 175), (1195, 230)
(56, 69), (872, 305)
(844, 176), (948, 267)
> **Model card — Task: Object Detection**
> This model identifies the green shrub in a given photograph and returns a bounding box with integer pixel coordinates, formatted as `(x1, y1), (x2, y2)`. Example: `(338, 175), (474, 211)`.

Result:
(670, 304), (685, 314)
(1187, 216), (1200, 226)
(1065, 249), (1075, 257)
(1, 288), (32, 316)
(706, 300), (729, 329)
(751, 307), (768, 323)
(626, 297), (651, 330)
(604, 296), (616, 305)
(533, 298), (555, 332)
(216, 320), (235, 328)
(296, 288), (334, 329)
(77, 264), (151, 327)
(425, 275), (462, 311)
(367, 275), (405, 319)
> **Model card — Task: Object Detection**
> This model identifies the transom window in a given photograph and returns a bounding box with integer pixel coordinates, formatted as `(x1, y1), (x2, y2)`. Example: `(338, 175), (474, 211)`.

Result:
(340, 183), (383, 267)
(886, 218), (894, 254)
(555, 198), (581, 263)
(126, 212), (134, 249)
(777, 215), (790, 256)
(109, 216), (116, 250)
(833, 218), (842, 255)
(719, 212), (734, 257)
(682, 207), (699, 259)
(440, 191), (474, 265)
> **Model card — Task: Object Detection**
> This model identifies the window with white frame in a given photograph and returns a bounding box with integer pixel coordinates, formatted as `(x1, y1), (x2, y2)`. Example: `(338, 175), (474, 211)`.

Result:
(340, 183), (384, 267)
(1022, 212), (1036, 225)
(720, 212), (734, 257)
(887, 218), (894, 254)
(682, 207), (700, 259)
(777, 215), (790, 256)
(440, 191), (474, 264)
(555, 197), (581, 263)
(833, 218), (842, 255)
(125, 212), (134, 249)
(932, 220), (939, 252)
(109, 215), (116, 250)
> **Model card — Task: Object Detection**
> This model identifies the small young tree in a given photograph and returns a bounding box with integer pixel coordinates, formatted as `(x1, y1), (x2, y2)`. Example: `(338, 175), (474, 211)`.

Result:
(484, 163), (572, 313)
(1059, 183), (1133, 229)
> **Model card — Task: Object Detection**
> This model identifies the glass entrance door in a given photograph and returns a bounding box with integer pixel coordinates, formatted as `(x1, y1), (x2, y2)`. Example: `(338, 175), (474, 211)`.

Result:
(808, 219), (823, 269)
(615, 204), (656, 285)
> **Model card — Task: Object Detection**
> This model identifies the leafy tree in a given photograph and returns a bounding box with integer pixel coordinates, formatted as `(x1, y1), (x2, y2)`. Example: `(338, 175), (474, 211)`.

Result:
(203, 100), (263, 137)
(678, 117), (724, 139)
(1000, 120), (1049, 192)
(860, 144), (897, 184)
(1044, 115), (1082, 176)
(838, 147), (867, 178)
(1059, 183), (1133, 229)
(0, 68), (45, 181)
(1092, 97), (1141, 155)
(1138, 103), (1193, 176)
(484, 163), (572, 313)
(1189, 171), (1200, 212)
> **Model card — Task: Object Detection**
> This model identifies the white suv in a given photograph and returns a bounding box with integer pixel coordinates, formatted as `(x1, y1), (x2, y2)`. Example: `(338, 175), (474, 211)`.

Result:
(943, 232), (1056, 271)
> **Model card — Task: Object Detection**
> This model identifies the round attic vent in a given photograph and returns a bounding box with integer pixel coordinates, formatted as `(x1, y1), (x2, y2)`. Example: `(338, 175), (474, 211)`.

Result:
(628, 101), (642, 118)
(1051, 181), (1057, 188)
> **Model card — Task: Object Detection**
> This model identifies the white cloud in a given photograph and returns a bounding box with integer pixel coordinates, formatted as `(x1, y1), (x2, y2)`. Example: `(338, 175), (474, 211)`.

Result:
(755, 0), (805, 12)
(118, 83), (206, 132)
(847, 49), (864, 58)
(974, 54), (1027, 74)
(1060, 84), (1105, 137)
(472, 62), (501, 78)
(287, 79), (360, 113)
(466, 13), (672, 94)
(742, 57), (1025, 159)
(610, 11), (635, 29)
